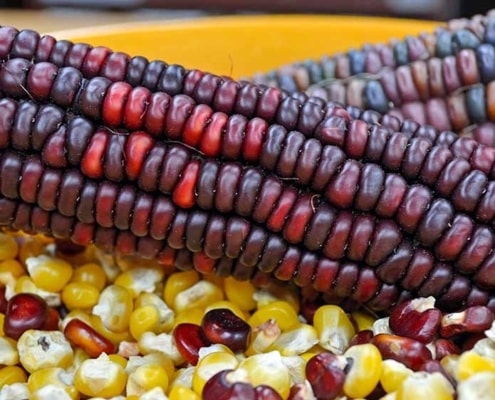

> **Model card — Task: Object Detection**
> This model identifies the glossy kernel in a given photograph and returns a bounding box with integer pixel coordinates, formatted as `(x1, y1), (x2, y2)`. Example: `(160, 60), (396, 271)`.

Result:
(61, 282), (100, 310)
(25, 255), (73, 293)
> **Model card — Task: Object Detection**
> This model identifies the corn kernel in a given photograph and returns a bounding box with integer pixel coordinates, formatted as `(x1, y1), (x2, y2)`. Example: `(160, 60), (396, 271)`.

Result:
(223, 277), (257, 311)
(74, 353), (126, 398)
(240, 351), (291, 399)
(173, 281), (224, 314)
(380, 359), (414, 393)
(0, 233), (18, 261)
(168, 384), (201, 400)
(61, 282), (100, 310)
(192, 351), (239, 394)
(126, 364), (169, 396)
(17, 330), (73, 373)
(164, 270), (200, 309)
(246, 319), (281, 356)
(456, 351), (495, 381)
(138, 332), (185, 365)
(134, 293), (174, 333)
(114, 267), (164, 298)
(71, 263), (107, 291)
(25, 255), (73, 293)
(89, 315), (132, 345)
(173, 307), (204, 328)
(0, 366), (27, 386)
(313, 305), (355, 354)
(27, 367), (78, 400)
(0, 382), (30, 400)
(0, 337), (18, 366)
(14, 276), (61, 307)
(204, 300), (247, 321)
(457, 371), (495, 400)
(129, 305), (160, 340)
(0, 259), (25, 279)
(108, 354), (128, 369)
(126, 353), (175, 382)
(18, 237), (47, 265)
(352, 310), (376, 331)
(343, 343), (382, 398)
(254, 286), (300, 313)
(92, 284), (133, 333)
(396, 372), (454, 400)
(268, 324), (319, 356)
(248, 301), (300, 332)
(139, 387), (169, 400)
(71, 348), (90, 371)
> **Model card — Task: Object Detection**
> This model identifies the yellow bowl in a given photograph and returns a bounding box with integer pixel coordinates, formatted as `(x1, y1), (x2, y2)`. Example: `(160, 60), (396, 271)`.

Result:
(48, 15), (440, 79)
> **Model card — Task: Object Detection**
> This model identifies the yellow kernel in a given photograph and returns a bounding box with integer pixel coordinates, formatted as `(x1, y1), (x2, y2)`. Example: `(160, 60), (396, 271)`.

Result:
(205, 300), (247, 321)
(126, 364), (169, 396)
(89, 314), (133, 345)
(114, 267), (164, 298)
(134, 293), (175, 333)
(130, 305), (160, 340)
(0, 259), (25, 278)
(0, 233), (18, 261)
(25, 255), (73, 292)
(108, 354), (128, 369)
(457, 351), (495, 381)
(246, 319), (281, 356)
(27, 367), (79, 400)
(240, 351), (291, 400)
(14, 276), (60, 307)
(343, 343), (382, 398)
(380, 359), (414, 393)
(173, 280), (224, 314)
(18, 237), (47, 264)
(313, 305), (355, 354)
(224, 276), (257, 311)
(173, 307), (204, 328)
(0, 313), (4, 337)
(128, 353), (176, 382)
(71, 262), (107, 291)
(0, 337), (18, 366)
(397, 372), (454, 400)
(92, 284), (134, 333)
(351, 310), (376, 332)
(164, 270), (200, 309)
(248, 301), (300, 332)
(255, 286), (300, 313)
(72, 348), (90, 371)
(192, 351), (239, 394)
(168, 384), (201, 400)
(61, 282), (100, 310)
(74, 354), (126, 398)
(0, 366), (27, 386)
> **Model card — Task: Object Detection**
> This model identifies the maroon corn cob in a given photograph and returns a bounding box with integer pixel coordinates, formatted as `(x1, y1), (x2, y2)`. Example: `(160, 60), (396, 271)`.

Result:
(2, 26), (495, 314)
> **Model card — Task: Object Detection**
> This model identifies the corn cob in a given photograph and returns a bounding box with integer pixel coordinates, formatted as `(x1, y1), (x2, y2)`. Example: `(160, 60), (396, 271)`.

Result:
(2, 24), (495, 315)
(248, 12), (492, 93)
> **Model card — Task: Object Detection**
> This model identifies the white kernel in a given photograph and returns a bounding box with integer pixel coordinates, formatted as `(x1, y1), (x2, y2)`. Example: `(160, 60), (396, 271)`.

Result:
(17, 330), (73, 373)
(116, 268), (164, 296)
(0, 383), (30, 400)
(32, 384), (72, 400)
(373, 317), (392, 335)
(140, 387), (169, 400)
(458, 372), (495, 400)
(270, 324), (319, 356)
(138, 332), (185, 365)
(170, 366), (195, 390)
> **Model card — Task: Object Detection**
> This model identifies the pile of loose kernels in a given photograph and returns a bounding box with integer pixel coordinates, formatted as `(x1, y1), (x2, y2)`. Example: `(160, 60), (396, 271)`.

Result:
(0, 230), (494, 400)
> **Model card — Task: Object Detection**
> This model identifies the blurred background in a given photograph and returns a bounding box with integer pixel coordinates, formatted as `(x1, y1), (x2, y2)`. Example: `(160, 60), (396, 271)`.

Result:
(0, 0), (494, 33)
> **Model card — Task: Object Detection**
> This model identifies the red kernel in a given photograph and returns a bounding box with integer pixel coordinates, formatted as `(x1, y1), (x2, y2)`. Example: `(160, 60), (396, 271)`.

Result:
(305, 352), (346, 400)
(173, 322), (209, 365)
(201, 308), (251, 353)
(64, 318), (116, 358)
(4, 293), (48, 340)
(125, 131), (155, 181)
(172, 160), (200, 209)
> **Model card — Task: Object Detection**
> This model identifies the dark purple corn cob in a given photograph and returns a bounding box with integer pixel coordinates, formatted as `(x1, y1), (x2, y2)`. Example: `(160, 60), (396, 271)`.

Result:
(1, 26), (495, 314)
